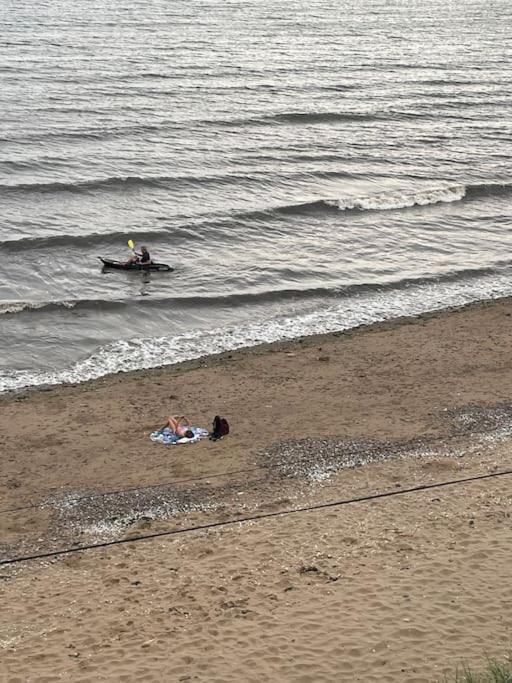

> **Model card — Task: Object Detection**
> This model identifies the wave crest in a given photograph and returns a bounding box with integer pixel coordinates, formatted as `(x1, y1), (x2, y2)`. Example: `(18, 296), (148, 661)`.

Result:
(3, 265), (511, 318)
(2, 182), (511, 256)
(0, 300), (78, 316)
(0, 174), (181, 195)
(334, 185), (467, 212)
(4, 267), (512, 393)
(272, 181), (512, 217)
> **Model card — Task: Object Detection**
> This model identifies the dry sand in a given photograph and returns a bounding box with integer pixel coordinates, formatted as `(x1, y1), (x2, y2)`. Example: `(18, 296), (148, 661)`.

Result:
(2, 298), (512, 681)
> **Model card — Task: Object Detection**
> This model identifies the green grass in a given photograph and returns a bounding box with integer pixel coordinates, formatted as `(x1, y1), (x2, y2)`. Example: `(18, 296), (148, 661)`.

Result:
(444, 658), (512, 683)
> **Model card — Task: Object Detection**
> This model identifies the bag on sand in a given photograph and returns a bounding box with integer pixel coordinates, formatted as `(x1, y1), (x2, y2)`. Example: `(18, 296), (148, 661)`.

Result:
(210, 415), (230, 441)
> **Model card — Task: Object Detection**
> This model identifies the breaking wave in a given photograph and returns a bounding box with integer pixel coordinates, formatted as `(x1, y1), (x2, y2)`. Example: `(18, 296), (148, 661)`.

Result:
(4, 267), (512, 394)
(235, 183), (490, 222)
(2, 182), (511, 255)
(334, 184), (466, 211)
(2, 264), (511, 318)
(270, 182), (512, 216)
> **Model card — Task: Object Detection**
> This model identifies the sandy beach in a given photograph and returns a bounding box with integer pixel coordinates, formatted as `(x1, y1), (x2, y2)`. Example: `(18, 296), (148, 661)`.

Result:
(2, 298), (512, 682)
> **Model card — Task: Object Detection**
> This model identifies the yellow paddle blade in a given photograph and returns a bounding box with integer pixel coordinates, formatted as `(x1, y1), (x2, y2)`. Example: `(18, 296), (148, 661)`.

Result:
(127, 239), (135, 250)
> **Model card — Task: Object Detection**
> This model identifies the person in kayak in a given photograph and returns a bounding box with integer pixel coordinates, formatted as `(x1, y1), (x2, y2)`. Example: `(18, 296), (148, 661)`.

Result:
(125, 245), (152, 266)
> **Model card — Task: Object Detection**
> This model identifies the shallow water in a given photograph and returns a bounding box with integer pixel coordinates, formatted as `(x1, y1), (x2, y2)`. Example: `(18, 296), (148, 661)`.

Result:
(1, 0), (512, 391)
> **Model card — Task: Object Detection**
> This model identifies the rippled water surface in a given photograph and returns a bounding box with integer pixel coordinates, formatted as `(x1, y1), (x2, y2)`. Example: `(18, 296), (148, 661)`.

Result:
(1, 0), (512, 390)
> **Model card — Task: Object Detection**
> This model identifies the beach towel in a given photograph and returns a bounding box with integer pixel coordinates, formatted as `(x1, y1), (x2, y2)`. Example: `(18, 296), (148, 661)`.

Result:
(150, 426), (209, 445)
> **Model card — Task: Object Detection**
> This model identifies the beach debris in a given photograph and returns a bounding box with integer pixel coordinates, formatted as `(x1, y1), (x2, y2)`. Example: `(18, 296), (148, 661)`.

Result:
(444, 403), (512, 436)
(259, 402), (512, 484)
(298, 564), (340, 583)
(220, 598), (249, 610)
(299, 564), (319, 574)
(260, 436), (394, 482)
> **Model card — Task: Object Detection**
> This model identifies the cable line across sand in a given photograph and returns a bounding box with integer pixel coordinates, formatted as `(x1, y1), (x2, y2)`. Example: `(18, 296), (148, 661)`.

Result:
(2, 468), (512, 568)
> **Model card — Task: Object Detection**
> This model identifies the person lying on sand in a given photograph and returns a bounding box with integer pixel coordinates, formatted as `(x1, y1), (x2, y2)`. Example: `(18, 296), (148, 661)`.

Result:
(164, 415), (194, 439)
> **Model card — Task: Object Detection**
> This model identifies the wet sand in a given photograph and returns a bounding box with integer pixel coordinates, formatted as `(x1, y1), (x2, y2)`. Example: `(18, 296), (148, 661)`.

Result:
(2, 297), (512, 681)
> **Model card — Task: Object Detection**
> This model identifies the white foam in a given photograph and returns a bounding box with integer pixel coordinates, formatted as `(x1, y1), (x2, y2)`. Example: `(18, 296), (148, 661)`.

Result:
(0, 299), (77, 315)
(0, 300), (45, 315)
(2, 269), (512, 393)
(334, 184), (466, 211)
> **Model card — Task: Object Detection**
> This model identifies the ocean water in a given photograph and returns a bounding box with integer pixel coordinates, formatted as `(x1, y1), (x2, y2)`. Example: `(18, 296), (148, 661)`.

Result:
(1, 0), (512, 392)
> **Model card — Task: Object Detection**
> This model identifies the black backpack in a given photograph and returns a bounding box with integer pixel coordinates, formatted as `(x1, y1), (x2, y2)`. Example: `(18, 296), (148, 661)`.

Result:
(210, 415), (230, 441)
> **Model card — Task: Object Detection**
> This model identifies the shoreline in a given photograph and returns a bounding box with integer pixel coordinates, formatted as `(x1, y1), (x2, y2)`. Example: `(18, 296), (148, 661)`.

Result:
(3, 293), (511, 403)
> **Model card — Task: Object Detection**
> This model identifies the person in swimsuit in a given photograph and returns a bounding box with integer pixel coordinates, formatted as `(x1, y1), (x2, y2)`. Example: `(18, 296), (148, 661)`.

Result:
(165, 415), (194, 439)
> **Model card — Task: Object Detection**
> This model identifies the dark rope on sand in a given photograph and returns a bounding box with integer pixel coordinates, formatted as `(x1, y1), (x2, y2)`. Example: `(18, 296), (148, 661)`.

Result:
(2, 467), (512, 567)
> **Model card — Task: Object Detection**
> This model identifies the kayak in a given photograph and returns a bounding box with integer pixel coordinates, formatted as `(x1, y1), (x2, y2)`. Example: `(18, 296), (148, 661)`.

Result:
(99, 257), (173, 272)
(99, 257), (174, 272)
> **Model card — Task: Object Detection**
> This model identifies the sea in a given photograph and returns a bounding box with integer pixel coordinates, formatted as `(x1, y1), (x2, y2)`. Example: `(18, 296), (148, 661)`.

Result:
(1, 0), (511, 393)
